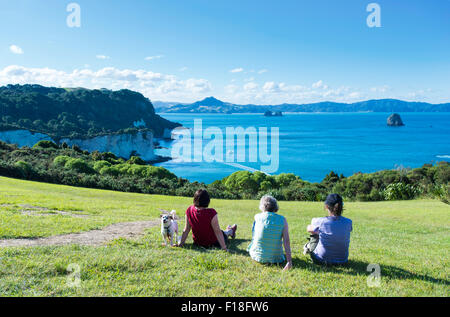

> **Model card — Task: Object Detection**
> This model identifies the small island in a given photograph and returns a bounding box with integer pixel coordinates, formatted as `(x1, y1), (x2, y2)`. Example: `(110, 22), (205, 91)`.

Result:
(264, 111), (283, 117)
(387, 113), (405, 127)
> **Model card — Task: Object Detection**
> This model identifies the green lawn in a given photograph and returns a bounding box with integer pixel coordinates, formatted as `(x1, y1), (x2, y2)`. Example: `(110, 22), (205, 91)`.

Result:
(0, 176), (449, 296)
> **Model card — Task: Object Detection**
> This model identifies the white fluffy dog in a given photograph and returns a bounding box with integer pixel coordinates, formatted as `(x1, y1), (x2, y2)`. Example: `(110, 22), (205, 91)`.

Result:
(159, 209), (179, 246)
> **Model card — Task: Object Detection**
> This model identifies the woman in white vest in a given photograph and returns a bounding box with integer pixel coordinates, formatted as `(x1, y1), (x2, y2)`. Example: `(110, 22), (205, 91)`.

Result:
(247, 195), (292, 271)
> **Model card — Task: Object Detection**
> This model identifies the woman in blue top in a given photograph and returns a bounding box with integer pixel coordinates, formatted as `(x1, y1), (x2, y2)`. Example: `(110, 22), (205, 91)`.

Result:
(247, 195), (293, 271)
(303, 194), (352, 265)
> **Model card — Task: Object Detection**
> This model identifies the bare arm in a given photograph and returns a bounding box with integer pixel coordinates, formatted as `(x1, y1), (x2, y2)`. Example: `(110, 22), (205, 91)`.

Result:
(211, 215), (228, 251)
(282, 219), (292, 270)
(307, 224), (319, 234)
(178, 214), (191, 247)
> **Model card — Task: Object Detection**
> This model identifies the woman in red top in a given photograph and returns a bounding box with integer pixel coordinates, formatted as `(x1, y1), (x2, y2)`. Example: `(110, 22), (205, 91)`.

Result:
(178, 189), (237, 251)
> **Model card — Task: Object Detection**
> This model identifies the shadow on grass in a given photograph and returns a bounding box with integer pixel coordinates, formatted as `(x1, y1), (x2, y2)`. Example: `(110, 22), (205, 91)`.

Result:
(182, 238), (251, 256)
(180, 238), (448, 286)
(291, 257), (450, 286)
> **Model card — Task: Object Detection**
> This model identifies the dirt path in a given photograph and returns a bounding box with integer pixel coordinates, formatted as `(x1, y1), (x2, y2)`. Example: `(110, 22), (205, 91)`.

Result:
(0, 220), (159, 247)
(1, 204), (89, 218)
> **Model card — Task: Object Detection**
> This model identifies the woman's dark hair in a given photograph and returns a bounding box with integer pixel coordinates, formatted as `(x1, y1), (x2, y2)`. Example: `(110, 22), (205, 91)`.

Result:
(325, 193), (344, 216)
(193, 189), (210, 208)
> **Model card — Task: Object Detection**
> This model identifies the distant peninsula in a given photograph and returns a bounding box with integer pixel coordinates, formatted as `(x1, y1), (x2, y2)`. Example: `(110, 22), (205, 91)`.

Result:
(153, 96), (450, 114)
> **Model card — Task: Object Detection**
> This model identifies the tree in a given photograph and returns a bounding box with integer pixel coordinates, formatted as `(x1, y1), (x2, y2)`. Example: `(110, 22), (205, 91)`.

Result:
(64, 158), (94, 174)
(127, 156), (146, 165)
(33, 140), (58, 149)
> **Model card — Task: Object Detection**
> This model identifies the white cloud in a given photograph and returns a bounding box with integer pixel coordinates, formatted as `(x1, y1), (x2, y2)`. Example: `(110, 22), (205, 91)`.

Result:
(258, 69), (268, 74)
(145, 55), (164, 61)
(312, 80), (322, 88)
(230, 67), (244, 73)
(244, 82), (258, 92)
(263, 81), (282, 93)
(9, 45), (24, 55)
(179, 66), (188, 72)
(96, 55), (110, 60)
(370, 85), (390, 93)
(185, 78), (212, 93)
(0, 65), (212, 102)
(348, 92), (361, 99)
(220, 79), (370, 105)
(224, 84), (239, 94)
(1, 65), (442, 104)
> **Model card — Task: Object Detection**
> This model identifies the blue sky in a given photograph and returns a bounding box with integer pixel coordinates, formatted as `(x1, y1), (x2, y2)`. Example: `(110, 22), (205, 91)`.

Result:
(0, 0), (449, 104)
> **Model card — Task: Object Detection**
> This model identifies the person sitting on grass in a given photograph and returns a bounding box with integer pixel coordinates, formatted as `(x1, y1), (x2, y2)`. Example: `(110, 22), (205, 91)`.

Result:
(303, 193), (352, 266)
(247, 195), (293, 271)
(177, 189), (237, 252)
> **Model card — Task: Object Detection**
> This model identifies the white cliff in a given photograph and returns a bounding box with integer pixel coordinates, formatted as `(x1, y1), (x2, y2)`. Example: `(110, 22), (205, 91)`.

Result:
(61, 131), (156, 161)
(0, 130), (55, 146)
(0, 129), (156, 161)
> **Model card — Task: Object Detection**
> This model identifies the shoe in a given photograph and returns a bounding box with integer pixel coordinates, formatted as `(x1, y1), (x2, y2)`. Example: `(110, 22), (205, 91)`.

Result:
(227, 224), (237, 239)
(303, 242), (310, 255)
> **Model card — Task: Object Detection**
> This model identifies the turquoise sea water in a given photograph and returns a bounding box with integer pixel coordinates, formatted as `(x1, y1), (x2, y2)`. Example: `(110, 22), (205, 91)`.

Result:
(155, 113), (450, 184)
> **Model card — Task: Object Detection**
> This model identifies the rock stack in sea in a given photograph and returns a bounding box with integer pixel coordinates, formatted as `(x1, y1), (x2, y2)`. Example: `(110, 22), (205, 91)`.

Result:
(264, 111), (283, 117)
(387, 113), (405, 127)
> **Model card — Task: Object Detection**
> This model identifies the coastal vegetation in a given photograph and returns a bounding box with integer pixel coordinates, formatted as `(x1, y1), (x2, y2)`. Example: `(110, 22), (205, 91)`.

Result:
(0, 140), (448, 204)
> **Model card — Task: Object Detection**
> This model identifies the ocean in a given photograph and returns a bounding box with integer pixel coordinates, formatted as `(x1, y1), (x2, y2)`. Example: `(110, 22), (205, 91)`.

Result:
(155, 112), (450, 184)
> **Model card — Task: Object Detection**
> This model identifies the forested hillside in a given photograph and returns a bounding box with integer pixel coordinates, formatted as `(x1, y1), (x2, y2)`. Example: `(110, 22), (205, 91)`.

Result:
(0, 84), (180, 140)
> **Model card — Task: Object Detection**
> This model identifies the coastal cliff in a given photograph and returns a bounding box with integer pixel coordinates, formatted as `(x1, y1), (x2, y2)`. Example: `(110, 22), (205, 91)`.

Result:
(61, 131), (155, 161)
(0, 84), (182, 161)
(0, 129), (157, 161)
(0, 130), (55, 146)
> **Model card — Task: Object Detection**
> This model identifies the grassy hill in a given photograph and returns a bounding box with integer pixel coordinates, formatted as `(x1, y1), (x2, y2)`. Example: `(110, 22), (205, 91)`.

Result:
(0, 176), (448, 296)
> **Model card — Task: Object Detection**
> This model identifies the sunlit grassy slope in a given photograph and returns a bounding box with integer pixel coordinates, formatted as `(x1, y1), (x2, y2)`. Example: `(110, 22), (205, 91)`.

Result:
(0, 176), (449, 296)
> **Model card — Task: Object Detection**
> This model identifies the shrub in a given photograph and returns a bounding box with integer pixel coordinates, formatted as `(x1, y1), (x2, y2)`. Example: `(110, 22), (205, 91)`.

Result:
(127, 156), (146, 165)
(33, 140), (58, 149)
(257, 190), (285, 201)
(127, 165), (148, 177)
(224, 171), (259, 196)
(93, 160), (112, 172)
(368, 188), (384, 201)
(275, 173), (300, 187)
(99, 166), (121, 177)
(260, 180), (275, 192)
(53, 155), (71, 167)
(175, 183), (201, 198)
(92, 151), (118, 162)
(283, 186), (320, 201)
(431, 184), (450, 204)
(14, 161), (33, 178)
(383, 183), (421, 201)
(321, 171), (341, 189)
(72, 144), (82, 153)
(206, 180), (241, 199)
(64, 158), (94, 174)
(145, 166), (177, 180)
